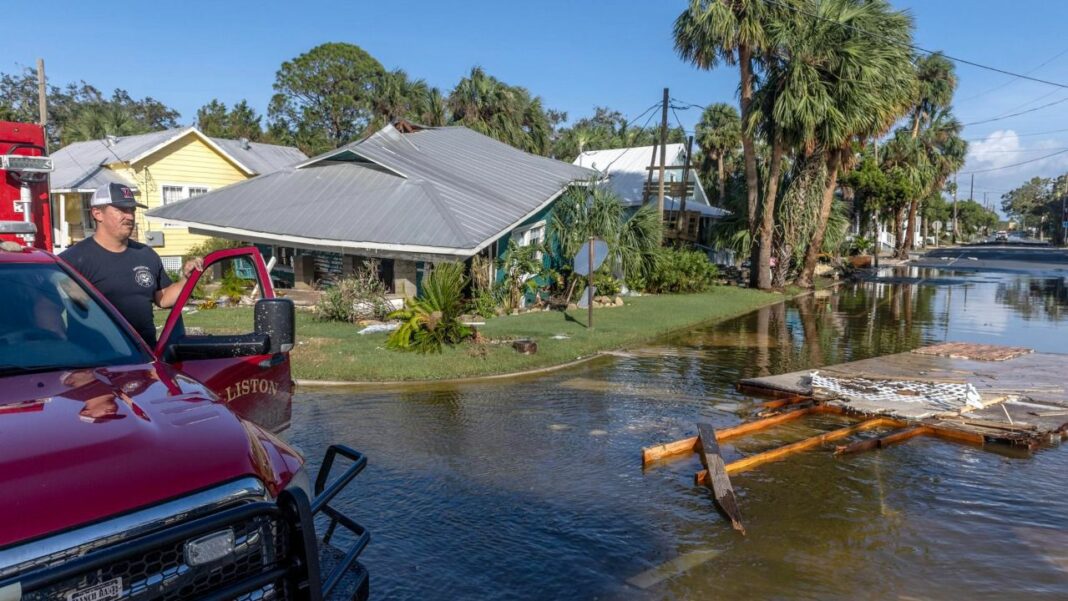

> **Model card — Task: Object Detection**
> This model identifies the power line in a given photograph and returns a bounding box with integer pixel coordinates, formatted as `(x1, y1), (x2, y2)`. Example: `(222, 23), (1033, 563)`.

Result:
(590, 99), (665, 175)
(958, 47), (1068, 102)
(962, 94), (1068, 126)
(761, 0), (1068, 90)
(959, 148), (1068, 175)
(965, 127), (1068, 141)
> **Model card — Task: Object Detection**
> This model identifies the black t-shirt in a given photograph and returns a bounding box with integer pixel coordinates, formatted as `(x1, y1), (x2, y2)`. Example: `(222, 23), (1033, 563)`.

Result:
(60, 238), (173, 346)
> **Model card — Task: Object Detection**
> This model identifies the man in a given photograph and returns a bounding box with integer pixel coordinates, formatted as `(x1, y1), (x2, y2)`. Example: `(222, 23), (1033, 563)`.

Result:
(60, 183), (202, 346)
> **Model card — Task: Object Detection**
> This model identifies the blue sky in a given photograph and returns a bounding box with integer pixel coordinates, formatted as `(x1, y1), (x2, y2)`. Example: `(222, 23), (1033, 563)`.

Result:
(5, 0), (1068, 207)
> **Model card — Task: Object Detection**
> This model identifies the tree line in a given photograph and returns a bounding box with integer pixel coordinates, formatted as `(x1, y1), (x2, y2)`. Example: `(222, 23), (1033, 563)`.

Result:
(1001, 174), (1068, 243)
(675, 0), (978, 289)
(0, 43), (684, 160)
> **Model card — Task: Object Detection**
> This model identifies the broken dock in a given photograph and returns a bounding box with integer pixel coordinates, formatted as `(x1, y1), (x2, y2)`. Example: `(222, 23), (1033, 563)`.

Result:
(642, 343), (1068, 531)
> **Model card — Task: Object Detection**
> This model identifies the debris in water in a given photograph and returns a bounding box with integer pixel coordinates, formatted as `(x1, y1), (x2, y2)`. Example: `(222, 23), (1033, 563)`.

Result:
(589, 429), (607, 436)
(625, 548), (724, 590)
(549, 424), (570, 431)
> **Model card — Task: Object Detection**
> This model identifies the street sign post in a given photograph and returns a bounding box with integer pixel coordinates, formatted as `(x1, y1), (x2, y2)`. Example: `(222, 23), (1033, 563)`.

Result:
(573, 237), (608, 330)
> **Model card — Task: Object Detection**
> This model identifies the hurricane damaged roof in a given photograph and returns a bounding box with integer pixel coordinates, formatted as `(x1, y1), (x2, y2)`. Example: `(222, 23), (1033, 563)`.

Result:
(148, 124), (597, 258)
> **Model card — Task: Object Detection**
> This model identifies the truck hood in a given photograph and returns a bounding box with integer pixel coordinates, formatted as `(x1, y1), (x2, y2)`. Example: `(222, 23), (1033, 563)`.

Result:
(0, 362), (303, 548)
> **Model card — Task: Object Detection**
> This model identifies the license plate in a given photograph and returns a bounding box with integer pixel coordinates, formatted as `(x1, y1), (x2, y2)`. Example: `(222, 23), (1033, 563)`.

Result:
(67, 577), (123, 601)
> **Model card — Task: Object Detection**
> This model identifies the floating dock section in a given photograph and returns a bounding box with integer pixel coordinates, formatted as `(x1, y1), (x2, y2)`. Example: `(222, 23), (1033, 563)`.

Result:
(642, 343), (1068, 531)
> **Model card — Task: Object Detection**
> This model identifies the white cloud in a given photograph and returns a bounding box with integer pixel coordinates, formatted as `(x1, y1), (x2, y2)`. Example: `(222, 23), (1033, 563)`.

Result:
(967, 130), (1021, 168)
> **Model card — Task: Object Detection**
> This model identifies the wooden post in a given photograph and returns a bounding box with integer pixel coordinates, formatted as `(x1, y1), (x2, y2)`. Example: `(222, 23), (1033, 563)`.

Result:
(696, 423), (745, 534)
(642, 140), (659, 206)
(656, 88), (669, 223)
(677, 135), (694, 235)
(587, 236), (594, 330)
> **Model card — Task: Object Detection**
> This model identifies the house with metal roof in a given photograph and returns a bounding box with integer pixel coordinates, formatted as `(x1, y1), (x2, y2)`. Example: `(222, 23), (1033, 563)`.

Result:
(148, 123), (597, 295)
(573, 143), (727, 244)
(48, 127), (306, 270)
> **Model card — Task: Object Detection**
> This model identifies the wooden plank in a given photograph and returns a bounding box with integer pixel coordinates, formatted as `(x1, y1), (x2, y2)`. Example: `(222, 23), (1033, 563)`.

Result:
(925, 423), (987, 445)
(624, 548), (724, 589)
(833, 426), (932, 455)
(696, 423), (745, 534)
(641, 435), (699, 465)
(641, 406), (820, 466)
(694, 418), (897, 482)
(760, 395), (810, 411)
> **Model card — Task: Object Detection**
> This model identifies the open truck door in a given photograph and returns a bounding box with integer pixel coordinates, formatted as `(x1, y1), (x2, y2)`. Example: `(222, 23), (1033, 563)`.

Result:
(155, 247), (294, 432)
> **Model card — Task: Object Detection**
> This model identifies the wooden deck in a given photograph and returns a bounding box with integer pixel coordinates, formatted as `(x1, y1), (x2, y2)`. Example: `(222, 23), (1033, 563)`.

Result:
(737, 343), (1068, 448)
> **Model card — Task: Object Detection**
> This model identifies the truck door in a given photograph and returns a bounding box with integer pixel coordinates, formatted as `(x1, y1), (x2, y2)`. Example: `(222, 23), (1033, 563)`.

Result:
(156, 247), (293, 432)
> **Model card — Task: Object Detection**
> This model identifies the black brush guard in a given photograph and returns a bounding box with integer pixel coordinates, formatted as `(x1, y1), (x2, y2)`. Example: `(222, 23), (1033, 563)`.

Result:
(1, 445), (370, 601)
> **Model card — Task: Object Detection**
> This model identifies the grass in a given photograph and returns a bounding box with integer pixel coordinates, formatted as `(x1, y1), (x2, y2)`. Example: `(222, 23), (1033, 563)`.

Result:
(160, 286), (795, 382)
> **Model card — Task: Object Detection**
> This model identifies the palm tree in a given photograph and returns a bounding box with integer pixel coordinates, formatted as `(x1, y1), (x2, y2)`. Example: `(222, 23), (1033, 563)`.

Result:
(695, 102), (741, 205)
(63, 103), (148, 145)
(758, 0), (916, 288)
(904, 53), (957, 253)
(446, 67), (551, 155)
(368, 69), (431, 129)
(675, 0), (772, 287)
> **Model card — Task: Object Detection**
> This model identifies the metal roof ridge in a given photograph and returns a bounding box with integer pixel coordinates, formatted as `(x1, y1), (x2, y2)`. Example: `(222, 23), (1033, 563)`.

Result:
(410, 179), (476, 247)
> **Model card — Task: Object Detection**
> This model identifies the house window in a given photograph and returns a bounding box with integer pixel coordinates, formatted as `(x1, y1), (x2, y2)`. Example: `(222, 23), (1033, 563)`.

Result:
(159, 184), (210, 227)
(80, 193), (96, 233)
(512, 220), (546, 261)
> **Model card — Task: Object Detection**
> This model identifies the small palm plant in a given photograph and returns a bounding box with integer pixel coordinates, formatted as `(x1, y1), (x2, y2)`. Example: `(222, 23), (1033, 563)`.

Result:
(387, 262), (473, 353)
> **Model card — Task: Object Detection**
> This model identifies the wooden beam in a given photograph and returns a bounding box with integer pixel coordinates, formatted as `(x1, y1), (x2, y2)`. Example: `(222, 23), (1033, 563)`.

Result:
(694, 418), (897, 482)
(696, 423), (745, 534)
(760, 395), (810, 411)
(834, 425), (932, 455)
(926, 424), (986, 446)
(641, 406), (822, 466)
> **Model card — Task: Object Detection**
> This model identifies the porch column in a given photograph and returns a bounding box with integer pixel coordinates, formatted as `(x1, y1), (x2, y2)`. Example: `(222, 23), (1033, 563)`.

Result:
(58, 193), (68, 249)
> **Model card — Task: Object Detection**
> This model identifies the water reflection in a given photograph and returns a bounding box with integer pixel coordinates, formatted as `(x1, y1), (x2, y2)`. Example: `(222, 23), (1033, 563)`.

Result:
(290, 268), (1067, 600)
(996, 277), (1068, 321)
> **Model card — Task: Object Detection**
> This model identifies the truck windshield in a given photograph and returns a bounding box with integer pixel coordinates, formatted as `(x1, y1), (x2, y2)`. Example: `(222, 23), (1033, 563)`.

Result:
(0, 263), (149, 376)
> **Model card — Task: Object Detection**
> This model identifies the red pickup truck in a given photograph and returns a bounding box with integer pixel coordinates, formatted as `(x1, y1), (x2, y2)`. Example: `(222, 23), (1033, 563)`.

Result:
(0, 244), (369, 600)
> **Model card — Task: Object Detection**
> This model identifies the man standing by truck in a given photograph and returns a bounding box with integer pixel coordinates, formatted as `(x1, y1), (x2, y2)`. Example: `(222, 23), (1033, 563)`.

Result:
(60, 182), (201, 346)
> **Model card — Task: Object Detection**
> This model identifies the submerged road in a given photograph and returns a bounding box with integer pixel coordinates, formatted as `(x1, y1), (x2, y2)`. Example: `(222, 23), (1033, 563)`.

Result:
(911, 244), (1068, 273)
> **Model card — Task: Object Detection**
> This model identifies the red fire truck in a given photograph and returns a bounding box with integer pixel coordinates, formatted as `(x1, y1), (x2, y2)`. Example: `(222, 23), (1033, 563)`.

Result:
(0, 245), (370, 600)
(0, 121), (53, 251)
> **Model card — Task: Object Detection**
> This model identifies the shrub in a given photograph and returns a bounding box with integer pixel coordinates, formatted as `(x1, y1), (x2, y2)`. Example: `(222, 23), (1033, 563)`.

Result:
(183, 237), (243, 265)
(217, 268), (252, 304)
(645, 248), (719, 294)
(314, 260), (391, 322)
(591, 270), (622, 296)
(387, 262), (473, 353)
(467, 287), (499, 319)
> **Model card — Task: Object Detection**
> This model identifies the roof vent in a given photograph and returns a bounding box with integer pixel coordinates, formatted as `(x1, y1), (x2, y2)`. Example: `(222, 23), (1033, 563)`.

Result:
(239, 137), (251, 150)
(105, 135), (118, 147)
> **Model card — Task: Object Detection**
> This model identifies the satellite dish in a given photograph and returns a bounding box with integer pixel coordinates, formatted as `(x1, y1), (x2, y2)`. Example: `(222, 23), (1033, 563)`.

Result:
(573, 238), (609, 276)
(577, 285), (597, 309)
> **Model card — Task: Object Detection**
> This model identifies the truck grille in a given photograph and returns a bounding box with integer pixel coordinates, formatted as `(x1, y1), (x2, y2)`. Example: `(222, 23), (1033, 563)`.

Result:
(6, 502), (306, 601)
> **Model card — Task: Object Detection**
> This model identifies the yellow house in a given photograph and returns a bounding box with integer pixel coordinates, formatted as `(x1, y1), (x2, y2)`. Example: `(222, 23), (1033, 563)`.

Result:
(48, 127), (306, 272)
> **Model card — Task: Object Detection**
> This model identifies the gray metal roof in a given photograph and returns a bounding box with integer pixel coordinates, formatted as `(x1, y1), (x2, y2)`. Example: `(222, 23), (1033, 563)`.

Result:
(49, 128), (305, 191)
(148, 124), (597, 257)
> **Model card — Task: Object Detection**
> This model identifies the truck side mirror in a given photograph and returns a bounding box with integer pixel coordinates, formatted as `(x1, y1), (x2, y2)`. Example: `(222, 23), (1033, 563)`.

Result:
(255, 298), (295, 354)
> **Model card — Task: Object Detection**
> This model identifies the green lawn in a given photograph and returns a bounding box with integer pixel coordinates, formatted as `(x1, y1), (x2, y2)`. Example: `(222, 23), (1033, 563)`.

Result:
(160, 286), (792, 382)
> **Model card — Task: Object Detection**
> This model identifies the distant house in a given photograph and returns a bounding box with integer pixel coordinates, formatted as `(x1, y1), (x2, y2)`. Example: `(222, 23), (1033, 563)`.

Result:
(148, 123), (596, 296)
(48, 128), (306, 271)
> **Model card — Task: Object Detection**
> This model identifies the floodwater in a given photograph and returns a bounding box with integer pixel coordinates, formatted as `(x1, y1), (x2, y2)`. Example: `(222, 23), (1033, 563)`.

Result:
(288, 267), (1068, 600)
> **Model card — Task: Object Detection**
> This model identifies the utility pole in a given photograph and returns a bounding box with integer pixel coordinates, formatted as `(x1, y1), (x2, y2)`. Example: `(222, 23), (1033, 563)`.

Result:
(36, 59), (47, 129)
(656, 88), (670, 224)
(952, 174), (958, 245)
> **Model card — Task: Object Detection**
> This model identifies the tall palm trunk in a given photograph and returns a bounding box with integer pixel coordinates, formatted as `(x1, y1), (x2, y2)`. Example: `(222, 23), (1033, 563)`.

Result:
(893, 207), (905, 256)
(904, 112), (923, 254)
(758, 135), (784, 290)
(739, 45), (761, 287)
(717, 155), (725, 205)
(798, 150), (841, 288)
